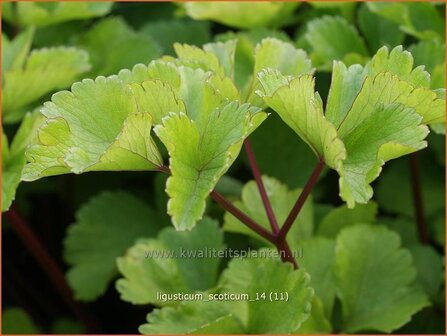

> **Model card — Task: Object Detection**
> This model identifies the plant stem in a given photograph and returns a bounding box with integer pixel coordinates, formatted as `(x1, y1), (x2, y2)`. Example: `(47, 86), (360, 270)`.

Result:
(159, 165), (298, 268)
(409, 153), (429, 244)
(210, 191), (298, 268)
(6, 207), (99, 332)
(244, 138), (280, 234)
(210, 191), (276, 244)
(279, 159), (324, 239)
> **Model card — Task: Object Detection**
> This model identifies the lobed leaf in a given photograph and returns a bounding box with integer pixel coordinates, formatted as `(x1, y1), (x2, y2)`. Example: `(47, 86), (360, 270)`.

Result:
(116, 218), (223, 305)
(63, 191), (162, 300)
(218, 257), (314, 334)
(22, 76), (164, 181)
(334, 224), (429, 333)
(266, 45), (445, 208)
(3, 47), (90, 123)
(365, 46), (431, 88)
(141, 257), (314, 334)
(155, 101), (266, 230)
(338, 98), (428, 207)
(305, 16), (369, 70)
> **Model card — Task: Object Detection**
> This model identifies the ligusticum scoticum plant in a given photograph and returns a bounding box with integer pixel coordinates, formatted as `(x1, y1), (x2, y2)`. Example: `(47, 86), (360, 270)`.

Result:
(17, 37), (445, 334)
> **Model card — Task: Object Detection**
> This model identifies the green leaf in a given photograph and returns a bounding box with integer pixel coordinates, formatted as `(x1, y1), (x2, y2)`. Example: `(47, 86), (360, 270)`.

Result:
(253, 38), (313, 77)
(317, 202), (378, 238)
(223, 176), (313, 246)
(332, 64), (439, 206)
(247, 38), (313, 105)
(219, 257), (314, 334)
(409, 245), (443, 300)
(325, 46), (444, 206)
(140, 257), (313, 334)
(140, 19), (211, 55)
(365, 46), (431, 88)
(16, 2), (113, 27)
(22, 76), (164, 181)
(183, 2), (298, 29)
(63, 191), (162, 300)
(116, 218), (223, 305)
(140, 300), (244, 334)
(2, 111), (44, 212)
(3, 47), (90, 123)
(154, 101), (266, 230)
(325, 62), (367, 129)
(334, 224), (429, 333)
(298, 238), (336, 318)
(367, 2), (445, 40)
(338, 100), (428, 207)
(172, 41), (235, 79)
(2, 308), (41, 334)
(169, 37), (313, 108)
(259, 45), (443, 208)
(357, 4), (404, 53)
(78, 17), (162, 77)
(305, 16), (368, 70)
(326, 45), (436, 129)
(257, 69), (346, 171)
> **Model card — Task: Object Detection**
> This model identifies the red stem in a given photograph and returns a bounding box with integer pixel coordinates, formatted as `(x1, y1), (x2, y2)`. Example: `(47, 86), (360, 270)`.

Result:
(409, 153), (429, 244)
(279, 159), (325, 239)
(210, 191), (276, 244)
(6, 207), (99, 332)
(160, 165), (298, 268)
(244, 139), (280, 234)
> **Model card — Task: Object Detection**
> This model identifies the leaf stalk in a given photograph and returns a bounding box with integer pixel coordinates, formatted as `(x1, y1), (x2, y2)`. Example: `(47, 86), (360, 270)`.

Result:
(278, 159), (324, 240)
(244, 138), (280, 234)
